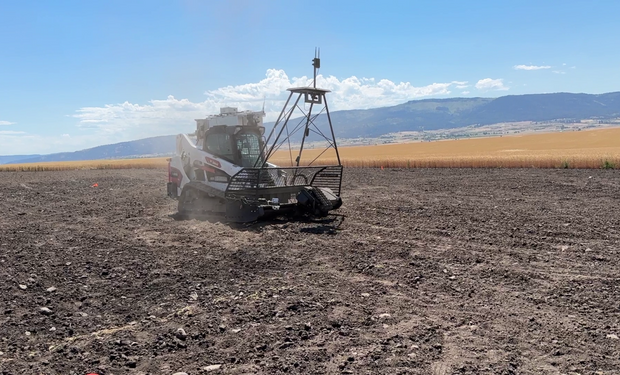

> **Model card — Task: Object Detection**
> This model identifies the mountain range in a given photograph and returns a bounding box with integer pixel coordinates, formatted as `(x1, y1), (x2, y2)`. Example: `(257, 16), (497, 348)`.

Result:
(3, 91), (620, 164)
(3, 136), (176, 164)
(324, 91), (620, 138)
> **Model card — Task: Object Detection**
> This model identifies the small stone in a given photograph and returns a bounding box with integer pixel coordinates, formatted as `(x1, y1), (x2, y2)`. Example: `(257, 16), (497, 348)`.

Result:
(65, 262), (72, 266)
(25, 331), (31, 336)
(173, 372), (189, 375)
(50, 327), (56, 331)
(175, 328), (187, 340)
(46, 287), (57, 293)
(40, 307), (53, 315)
(218, 324), (226, 332)
(231, 328), (241, 333)
(361, 293), (370, 297)
(175, 339), (187, 348)
(189, 292), (198, 301)
(0, 351), (3, 355)
(19, 284), (27, 290)
(279, 342), (293, 349)
(378, 313), (391, 319)
(78, 312), (88, 317)
(203, 364), (223, 372)
(304, 322), (312, 331)
(606, 333), (619, 340)
(284, 325), (293, 330)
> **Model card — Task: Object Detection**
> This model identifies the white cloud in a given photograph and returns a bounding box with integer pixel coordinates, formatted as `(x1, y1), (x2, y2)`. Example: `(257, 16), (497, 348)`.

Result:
(513, 65), (551, 71)
(475, 78), (509, 91)
(71, 69), (469, 139)
(453, 81), (468, 89)
(461, 91), (470, 95)
(0, 130), (25, 135)
(552, 70), (567, 75)
(0, 120), (15, 126)
(203, 69), (465, 114)
(73, 96), (206, 137)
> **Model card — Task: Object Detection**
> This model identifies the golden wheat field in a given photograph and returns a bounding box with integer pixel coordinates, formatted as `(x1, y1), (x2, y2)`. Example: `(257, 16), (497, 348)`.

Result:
(0, 157), (169, 172)
(271, 127), (620, 169)
(1, 127), (619, 171)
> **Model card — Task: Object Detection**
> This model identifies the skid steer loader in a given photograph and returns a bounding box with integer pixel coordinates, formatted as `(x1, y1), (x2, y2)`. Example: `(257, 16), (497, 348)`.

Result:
(167, 52), (343, 222)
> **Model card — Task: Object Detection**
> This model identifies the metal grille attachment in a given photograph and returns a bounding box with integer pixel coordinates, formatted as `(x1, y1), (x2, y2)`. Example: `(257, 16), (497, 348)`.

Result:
(226, 165), (343, 200)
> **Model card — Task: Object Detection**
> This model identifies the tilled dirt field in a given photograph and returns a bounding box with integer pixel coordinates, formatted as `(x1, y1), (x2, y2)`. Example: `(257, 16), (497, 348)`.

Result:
(1, 168), (619, 375)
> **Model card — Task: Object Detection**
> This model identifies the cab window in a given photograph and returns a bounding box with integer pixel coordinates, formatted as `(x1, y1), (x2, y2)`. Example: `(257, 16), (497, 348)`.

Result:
(205, 133), (234, 160)
(236, 132), (263, 167)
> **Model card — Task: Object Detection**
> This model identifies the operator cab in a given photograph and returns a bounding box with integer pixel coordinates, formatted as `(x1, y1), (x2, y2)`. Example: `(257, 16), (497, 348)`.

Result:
(195, 107), (266, 168)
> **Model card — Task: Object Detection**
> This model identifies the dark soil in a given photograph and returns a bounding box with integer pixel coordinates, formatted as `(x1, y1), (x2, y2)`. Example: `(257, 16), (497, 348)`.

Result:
(1, 168), (619, 375)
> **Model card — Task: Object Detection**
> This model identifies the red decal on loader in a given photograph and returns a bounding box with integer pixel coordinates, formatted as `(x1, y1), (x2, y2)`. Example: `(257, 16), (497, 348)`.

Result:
(205, 157), (221, 168)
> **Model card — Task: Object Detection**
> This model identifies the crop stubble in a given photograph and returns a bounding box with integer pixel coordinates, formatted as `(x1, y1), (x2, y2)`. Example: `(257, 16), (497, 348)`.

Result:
(0, 168), (619, 374)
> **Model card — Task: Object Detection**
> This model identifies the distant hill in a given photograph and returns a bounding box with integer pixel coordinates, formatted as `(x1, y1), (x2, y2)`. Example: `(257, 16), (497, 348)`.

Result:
(6, 135), (176, 164)
(292, 91), (620, 139)
(0, 154), (41, 164)
(3, 91), (620, 164)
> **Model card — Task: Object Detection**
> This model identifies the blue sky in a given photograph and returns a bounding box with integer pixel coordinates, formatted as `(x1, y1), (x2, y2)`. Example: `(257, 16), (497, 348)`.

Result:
(1, 0), (619, 155)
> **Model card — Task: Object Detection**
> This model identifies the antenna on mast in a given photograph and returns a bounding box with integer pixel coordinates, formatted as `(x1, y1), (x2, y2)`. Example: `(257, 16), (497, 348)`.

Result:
(312, 47), (320, 88)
